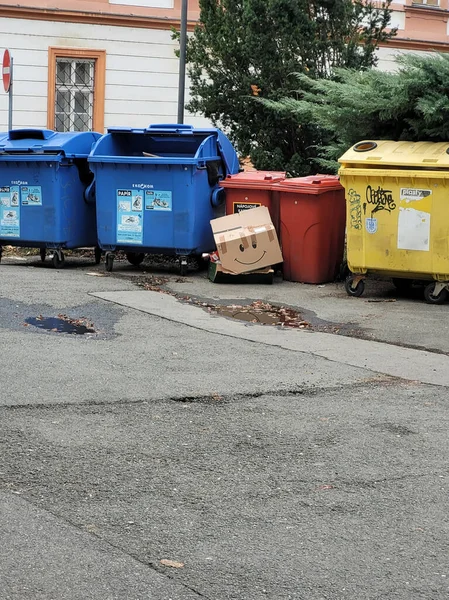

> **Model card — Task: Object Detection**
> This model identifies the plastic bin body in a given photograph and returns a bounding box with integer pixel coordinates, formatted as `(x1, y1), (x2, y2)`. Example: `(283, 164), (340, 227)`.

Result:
(89, 124), (239, 256)
(339, 140), (449, 281)
(0, 129), (100, 250)
(220, 171), (285, 235)
(274, 175), (346, 284)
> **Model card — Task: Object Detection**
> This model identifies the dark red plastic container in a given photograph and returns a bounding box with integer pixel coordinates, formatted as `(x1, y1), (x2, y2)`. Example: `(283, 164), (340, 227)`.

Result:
(273, 175), (346, 284)
(219, 171), (286, 235)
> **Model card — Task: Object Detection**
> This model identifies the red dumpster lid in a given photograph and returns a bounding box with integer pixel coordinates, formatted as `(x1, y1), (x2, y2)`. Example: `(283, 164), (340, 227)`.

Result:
(219, 170), (286, 189)
(273, 174), (343, 194)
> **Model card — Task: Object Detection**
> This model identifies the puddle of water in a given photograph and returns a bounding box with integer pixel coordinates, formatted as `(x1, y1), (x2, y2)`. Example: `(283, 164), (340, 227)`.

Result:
(25, 316), (96, 335)
(209, 302), (311, 328)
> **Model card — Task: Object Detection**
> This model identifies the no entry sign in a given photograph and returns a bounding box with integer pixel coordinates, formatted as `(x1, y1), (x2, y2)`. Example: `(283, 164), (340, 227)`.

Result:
(3, 49), (11, 92)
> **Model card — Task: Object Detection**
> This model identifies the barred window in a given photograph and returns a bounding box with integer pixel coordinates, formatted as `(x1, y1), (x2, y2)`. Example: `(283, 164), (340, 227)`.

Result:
(55, 59), (95, 132)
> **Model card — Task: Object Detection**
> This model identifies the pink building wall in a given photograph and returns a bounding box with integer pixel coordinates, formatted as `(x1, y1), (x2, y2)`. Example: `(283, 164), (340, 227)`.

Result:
(386, 0), (449, 49)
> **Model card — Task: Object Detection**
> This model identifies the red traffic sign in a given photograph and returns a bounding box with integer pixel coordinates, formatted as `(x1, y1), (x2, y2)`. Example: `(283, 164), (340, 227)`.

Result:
(3, 49), (11, 93)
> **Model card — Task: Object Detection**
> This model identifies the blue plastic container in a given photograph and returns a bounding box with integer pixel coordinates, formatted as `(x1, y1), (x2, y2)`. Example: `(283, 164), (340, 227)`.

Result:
(88, 123), (239, 272)
(0, 129), (101, 268)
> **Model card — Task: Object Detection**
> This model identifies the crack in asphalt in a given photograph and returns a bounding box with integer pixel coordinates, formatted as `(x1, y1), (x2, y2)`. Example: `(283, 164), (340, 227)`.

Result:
(0, 378), (400, 411)
(0, 485), (209, 600)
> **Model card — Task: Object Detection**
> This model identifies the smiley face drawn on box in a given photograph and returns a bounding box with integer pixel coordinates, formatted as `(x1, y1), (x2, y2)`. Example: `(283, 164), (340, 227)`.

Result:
(211, 207), (283, 275)
(234, 231), (267, 266)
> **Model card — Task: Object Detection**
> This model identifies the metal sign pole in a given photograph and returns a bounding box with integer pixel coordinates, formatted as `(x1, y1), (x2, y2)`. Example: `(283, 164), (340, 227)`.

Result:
(177, 0), (188, 125)
(8, 55), (13, 131)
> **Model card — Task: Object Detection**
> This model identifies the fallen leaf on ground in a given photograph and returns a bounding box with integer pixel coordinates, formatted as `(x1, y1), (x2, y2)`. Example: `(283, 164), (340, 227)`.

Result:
(160, 559), (184, 568)
(82, 523), (99, 533)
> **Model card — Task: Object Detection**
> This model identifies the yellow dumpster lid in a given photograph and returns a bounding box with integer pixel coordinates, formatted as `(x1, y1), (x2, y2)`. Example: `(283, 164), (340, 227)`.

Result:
(339, 140), (449, 168)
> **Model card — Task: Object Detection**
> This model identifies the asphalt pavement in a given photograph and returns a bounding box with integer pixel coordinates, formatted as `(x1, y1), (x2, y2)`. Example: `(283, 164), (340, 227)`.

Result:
(1, 254), (448, 600)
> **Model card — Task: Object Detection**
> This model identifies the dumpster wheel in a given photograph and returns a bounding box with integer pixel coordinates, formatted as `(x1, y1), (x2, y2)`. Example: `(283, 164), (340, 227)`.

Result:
(40, 248), (46, 262)
(94, 246), (102, 265)
(52, 251), (65, 269)
(424, 282), (448, 305)
(179, 256), (188, 276)
(345, 275), (365, 298)
(105, 252), (115, 272)
(126, 252), (145, 267)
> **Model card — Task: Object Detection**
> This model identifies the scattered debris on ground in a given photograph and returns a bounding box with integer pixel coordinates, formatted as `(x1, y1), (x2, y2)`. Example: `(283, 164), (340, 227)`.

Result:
(186, 299), (312, 328)
(160, 559), (185, 569)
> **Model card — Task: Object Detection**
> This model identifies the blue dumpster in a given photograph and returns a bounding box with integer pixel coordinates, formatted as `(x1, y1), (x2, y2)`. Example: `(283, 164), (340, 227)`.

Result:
(0, 129), (101, 268)
(88, 123), (239, 272)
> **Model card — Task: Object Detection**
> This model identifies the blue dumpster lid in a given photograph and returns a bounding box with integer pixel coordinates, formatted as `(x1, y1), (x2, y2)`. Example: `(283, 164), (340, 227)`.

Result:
(0, 129), (101, 157)
(102, 124), (239, 175)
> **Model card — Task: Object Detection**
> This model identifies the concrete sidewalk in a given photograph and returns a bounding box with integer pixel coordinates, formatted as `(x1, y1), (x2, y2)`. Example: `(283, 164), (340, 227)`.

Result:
(92, 289), (449, 387)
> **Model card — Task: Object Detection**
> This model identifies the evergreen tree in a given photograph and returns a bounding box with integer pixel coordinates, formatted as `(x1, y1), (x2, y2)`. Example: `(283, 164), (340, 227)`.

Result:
(184, 0), (395, 175)
(268, 53), (449, 173)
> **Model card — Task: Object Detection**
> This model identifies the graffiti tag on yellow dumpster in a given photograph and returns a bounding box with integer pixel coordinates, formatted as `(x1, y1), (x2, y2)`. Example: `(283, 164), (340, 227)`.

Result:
(366, 185), (396, 214)
(348, 188), (362, 230)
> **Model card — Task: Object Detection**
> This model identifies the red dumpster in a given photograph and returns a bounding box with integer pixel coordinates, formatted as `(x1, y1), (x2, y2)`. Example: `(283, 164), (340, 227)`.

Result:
(273, 175), (346, 284)
(219, 171), (285, 235)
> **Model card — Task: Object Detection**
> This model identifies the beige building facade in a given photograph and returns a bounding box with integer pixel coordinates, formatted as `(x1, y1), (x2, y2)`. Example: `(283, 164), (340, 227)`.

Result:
(0, 0), (202, 132)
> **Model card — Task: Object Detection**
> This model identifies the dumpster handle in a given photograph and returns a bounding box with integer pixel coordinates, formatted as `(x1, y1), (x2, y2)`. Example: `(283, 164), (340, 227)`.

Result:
(145, 124), (194, 135)
(8, 129), (55, 141)
(84, 180), (96, 205)
(211, 187), (225, 208)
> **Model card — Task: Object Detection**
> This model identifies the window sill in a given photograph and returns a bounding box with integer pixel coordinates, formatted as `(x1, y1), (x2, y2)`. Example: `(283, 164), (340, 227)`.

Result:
(407, 4), (448, 14)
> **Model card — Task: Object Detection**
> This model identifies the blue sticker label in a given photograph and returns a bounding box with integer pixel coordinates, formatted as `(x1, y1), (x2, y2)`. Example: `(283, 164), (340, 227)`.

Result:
(0, 186), (20, 237)
(365, 218), (378, 234)
(117, 189), (143, 245)
(21, 185), (42, 206)
(145, 190), (172, 211)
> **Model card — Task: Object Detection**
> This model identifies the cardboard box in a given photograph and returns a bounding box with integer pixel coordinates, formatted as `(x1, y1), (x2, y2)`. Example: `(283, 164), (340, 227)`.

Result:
(210, 206), (283, 274)
(208, 261), (274, 284)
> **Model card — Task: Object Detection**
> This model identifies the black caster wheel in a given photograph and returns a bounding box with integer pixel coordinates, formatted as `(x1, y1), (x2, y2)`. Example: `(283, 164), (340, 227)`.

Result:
(94, 246), (102, 265)
(40, 248), (46, 262)
(179, 256), (188, 276)
(195, 255), (209, 272)
(424, 282), (448, 305)
(126, 252), (145, 267)
(179, 260), (188, 276)
(105, 253), (115, 272)
(345, 275), (365, 298)
(392, 278), (413, 291)
(52, 251), (65, 269)
(338, 261), (350, 282)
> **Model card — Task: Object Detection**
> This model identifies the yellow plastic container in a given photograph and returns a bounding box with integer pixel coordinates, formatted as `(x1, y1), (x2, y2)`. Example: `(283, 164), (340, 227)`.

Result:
(339, 140), (449, 303)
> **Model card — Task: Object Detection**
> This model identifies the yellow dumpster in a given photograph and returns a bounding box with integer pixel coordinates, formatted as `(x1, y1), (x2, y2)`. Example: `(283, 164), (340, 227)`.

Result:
(339, 140), (449, 304)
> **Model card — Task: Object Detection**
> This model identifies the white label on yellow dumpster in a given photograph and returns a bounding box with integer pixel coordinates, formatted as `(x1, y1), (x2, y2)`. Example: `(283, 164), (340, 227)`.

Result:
(400, 188), (432, 202)
(397, 207), (430, 252)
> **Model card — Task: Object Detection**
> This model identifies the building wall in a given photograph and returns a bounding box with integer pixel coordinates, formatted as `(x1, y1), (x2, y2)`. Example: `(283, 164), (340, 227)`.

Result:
(0, 17), (208, 132)
(0, 0), (200, 22)
(376, 1), (449, 72)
